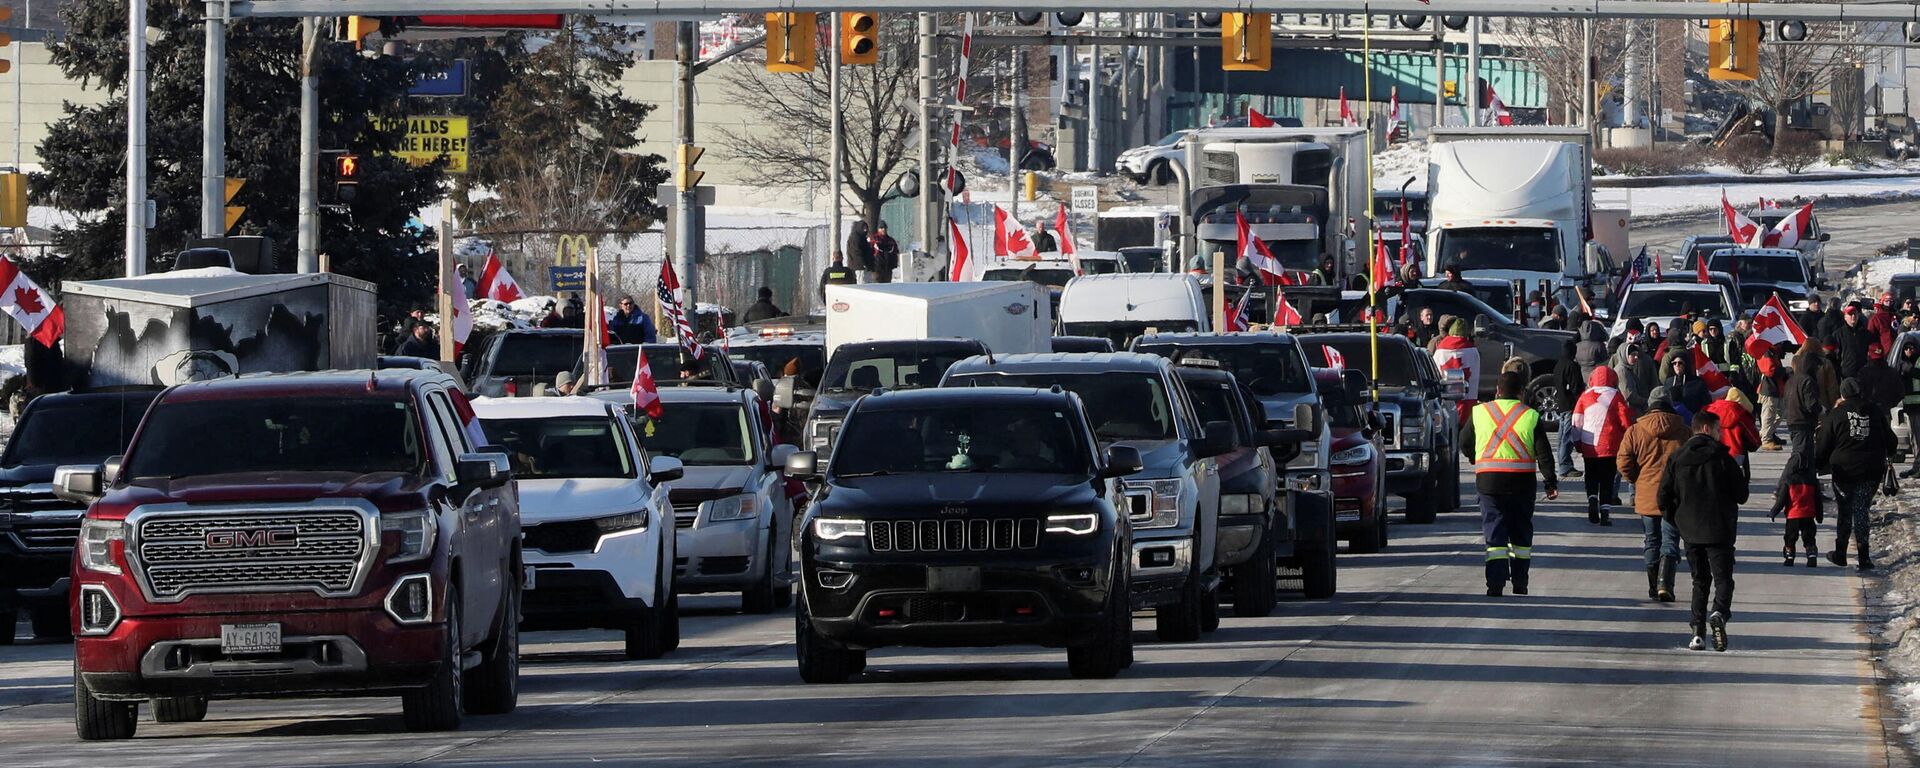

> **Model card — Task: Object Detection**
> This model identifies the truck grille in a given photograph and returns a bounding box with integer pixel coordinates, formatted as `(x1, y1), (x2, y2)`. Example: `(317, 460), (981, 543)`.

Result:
(132, 508), (372, 601)
(868, 518), (1040, 553)
(1379, 408), (1400, 448)
(7, 519), (83, 552)
(671, 502), (700, 528)
(522, 520), (601, 554)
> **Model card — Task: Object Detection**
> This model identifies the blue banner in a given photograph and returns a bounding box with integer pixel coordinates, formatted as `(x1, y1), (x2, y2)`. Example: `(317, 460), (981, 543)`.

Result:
(410, 60), (468, 97)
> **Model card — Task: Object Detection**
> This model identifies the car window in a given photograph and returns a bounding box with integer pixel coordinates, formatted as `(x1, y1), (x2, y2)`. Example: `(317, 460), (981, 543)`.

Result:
(2, 396), (151, 468)
(831, 405), (1091, 476)
(1308, 339), (1416, 385)
(1183, 381), (1244, 444)
(481, 416), (636, 479)
(730, 343), (826, 379)
(1436, 228), (1561, 274)
(949, 371), (1175, 442)
(1133, 342), (1311, 396)
(1707, 252), (1808, 284)
(124, 398), (426, 479)
(822, 346), (978, 393)
(640, 402), (757, 466)
(491, 334), (583, 379)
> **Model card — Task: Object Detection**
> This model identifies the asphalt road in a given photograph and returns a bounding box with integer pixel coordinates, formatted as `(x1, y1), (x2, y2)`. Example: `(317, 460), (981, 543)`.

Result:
(0, 446), (1894, 767)
(1633, 196), (1920, 280)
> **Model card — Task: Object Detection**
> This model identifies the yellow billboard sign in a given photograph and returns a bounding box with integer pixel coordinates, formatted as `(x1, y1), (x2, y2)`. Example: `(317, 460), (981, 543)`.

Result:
(371, 115), (470, 173)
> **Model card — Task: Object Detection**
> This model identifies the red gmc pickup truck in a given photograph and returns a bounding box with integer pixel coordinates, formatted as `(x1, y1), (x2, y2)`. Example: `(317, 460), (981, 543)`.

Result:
(56, 370), (522, 739)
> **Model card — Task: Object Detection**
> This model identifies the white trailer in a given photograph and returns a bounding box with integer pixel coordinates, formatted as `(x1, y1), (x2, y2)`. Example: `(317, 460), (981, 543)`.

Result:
(1424, 126), (1598, 303)
(822, 282), (1053, 359)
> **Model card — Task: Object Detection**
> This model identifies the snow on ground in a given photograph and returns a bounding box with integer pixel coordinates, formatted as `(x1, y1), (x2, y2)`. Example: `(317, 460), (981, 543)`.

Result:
(1626, 176), (1920, 218)
(1857, 256), (1920, 298)
(1867, 488), (1920, 750)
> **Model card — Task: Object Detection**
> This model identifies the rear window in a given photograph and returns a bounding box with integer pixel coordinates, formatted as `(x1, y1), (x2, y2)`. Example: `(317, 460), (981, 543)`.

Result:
(1305, 339), (1417, 385)
(481, 416), (633, 479)
(640, 403), (756, 466)
(730, 343), (826, 379)
(2, 396), (152, 468)
(125, 398), (425, 478)
(822, 345), (978, 393)
(1622, 289), (1730, 319)
(1134, 342), (1310, 397)
(491, 335), (583, 379)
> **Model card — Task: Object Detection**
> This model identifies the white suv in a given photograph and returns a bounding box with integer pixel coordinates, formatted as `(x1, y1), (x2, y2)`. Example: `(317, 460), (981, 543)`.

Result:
(474, 396), (683, 659)
(1119, 130), (1192, 185)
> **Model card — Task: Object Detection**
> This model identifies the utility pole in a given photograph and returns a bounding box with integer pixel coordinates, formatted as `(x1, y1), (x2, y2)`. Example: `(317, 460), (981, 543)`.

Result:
(296, 17), (320, 273)
(1433, 26), (1445, 130)
(1466, 17), (1480, 127)
(828, 16), (844, 269)
(201, 0), (226, 238)
(917, 12), (934, 262)
(1009, 49), (1024, 217)
(675, 21), (700, 309)
(14, 0), (27, 171)
(1582, 19), (1595, 135)
(1088, 14), (1102, 174)
(1623, 21), (1641, 128)
(125, 0), (149, 276)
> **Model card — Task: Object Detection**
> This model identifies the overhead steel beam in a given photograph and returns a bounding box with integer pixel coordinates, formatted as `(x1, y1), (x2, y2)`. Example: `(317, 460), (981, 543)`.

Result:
(233, 1), (1920, 23)
(960, 33), (1440, 50)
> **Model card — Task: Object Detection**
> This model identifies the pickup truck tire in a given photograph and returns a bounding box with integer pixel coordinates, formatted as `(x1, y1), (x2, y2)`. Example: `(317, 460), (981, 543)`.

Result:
(1067, 565), (1130, 679)
(796, 592), (864, 684)
(1300, 540), (1337, 600)
(402, 585), (464, 732)
(1154, 569), (1206, 642)
(1526, 375), (1564, 425)
(1405, 473), (1440, 524)
(1230, 530), (1279, 618)
(30, 605), (71, 640)
(74, 666), (137, 740)
(1348, 512), (1384, 554)
(742, 534), (783, 614)
(152, 696), (207, 723)
(0, 609), (15, 645)
(463, 582), (519, 716)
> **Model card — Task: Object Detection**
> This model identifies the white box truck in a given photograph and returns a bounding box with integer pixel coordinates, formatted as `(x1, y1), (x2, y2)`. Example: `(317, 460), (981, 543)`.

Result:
(1424, 126), (1599, 305)
(822, 282), (1052, 358)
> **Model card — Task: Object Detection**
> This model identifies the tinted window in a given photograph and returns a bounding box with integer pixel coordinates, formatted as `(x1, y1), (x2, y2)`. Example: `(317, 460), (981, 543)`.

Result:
(483, 416), (635, 479)
(822, 346), (978, 393)
(492, 335), (583, 379)
(2, 396), (151, 468)
(1707, 253), (1807, 284)
(1183, 381), (1244, 443)
(1134, 343), (1311, 397)
(125, 398), (424, 478)
(730, 342), (826, 379)
(1306, 339), (1417, 385)
(1081, 259), (1122, 275)
(1437, 228), (1561, 274)
(1622, 289), (1730, 319)
(949, 371), (1174, 441)
(640, 403), (756, 466)
(630, 345), (731, 385)
(832, 405), (1090, 476)
(1318, 380), (1366, 429)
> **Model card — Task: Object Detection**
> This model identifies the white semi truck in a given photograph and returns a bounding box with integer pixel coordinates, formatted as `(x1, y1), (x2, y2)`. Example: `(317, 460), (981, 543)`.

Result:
(1424, 127), (1610, 306)
(1180, 127), (1371, 284)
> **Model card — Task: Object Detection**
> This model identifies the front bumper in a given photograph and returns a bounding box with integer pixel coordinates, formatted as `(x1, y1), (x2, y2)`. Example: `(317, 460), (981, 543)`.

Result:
(1383, 450), (1428, 493)
(804, 554), (1115, 650)
(675, 517), (769, 592)
(0, 551), (71, 610)
(522, 567), (654, 631)
(1330, 467), (1378, 534)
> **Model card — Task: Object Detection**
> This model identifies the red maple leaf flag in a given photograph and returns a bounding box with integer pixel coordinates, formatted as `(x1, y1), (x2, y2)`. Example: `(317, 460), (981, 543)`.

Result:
(0, 258), (63, 347)
(1237, 210), (1285, 286)
(1272, 290), (1303, 327)
(631, 346), (663, 419)
(1744, 294), (1808, 357)
(1248, 107), (1276, 128)
(1767, 202), (1816, 249)
(1054, 203), (1081, 274)
(992, 205), (1036, 259)
(1322, 345), (1346, 369)
(1692, 345), (1731, 396)
(1721, 190), (1761, 244)
(477, 250), (524, 303)
(948, 216), (973, 282)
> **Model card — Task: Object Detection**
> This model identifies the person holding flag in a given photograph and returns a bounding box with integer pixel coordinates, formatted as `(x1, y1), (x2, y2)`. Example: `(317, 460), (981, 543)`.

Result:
(1432, 317), (1481, 423)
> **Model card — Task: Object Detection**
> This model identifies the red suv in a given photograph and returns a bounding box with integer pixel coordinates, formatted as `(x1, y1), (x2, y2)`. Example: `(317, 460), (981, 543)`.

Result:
(56, 370), (522, 739)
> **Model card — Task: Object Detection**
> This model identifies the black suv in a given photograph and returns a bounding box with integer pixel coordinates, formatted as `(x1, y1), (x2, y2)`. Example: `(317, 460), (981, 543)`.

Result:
(1292, 331), (1464, 523)
(0, 390), (159, 643)
(786, 387), (1141, 682)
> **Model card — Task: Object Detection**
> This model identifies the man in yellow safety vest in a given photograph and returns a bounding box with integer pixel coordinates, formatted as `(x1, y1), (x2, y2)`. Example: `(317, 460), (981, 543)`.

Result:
(1459, 371), (1560, 596)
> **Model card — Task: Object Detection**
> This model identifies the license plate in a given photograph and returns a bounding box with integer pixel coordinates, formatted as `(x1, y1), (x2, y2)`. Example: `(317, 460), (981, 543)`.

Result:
(220, 623), (281, 656)
(523, 564), (538, 591)
(925, 566), (981, 593)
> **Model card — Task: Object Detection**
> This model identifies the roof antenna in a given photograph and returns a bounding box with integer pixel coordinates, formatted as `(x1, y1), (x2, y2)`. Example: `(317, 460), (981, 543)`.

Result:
(367, 369), (378, 392)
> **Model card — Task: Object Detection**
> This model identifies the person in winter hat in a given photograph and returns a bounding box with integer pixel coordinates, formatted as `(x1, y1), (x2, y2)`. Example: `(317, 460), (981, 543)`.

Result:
(1870, 293), (1898, 353)
(1783, 344), (1835, 466)
(1609, 317), (1645, 364)
(1614, 342), (1658, 413)
(1756, 345), (1789, 451)
(1576, 318), (1611, 382)
(1658, 411), (1748, 652)
(1701, 322), (1733, 367)
(1659, 348), (1711, 424)
(1617, 386), (1692, 602)
(1432, 317), (1481, 424)
(1814, 378), (1896, 570)
(1857, 344), (1904, 424)
(1701, 388), (1761, 479)
(1834, 305), (1875, 379)
(1770, 451), (1825, 568)
(1571, 367), (1635, 525)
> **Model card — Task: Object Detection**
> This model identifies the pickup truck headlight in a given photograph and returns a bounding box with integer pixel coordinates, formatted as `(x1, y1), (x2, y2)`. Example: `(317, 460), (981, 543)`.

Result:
(707, 494), (762, 522)
(1123, 478), (1183, 529)
(1219, 493), (1259, 518)
(1045, 512), (1099, 535)
(381, 509), (437, 564)
(1330, 444), (1375, 466)
(79, 519), (124, 575)
(814, 518), (867, 541)
(594, 509), (650, 534)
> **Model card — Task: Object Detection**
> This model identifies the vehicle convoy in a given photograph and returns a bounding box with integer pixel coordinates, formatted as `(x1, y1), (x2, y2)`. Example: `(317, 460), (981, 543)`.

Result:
(59, 370), (522, 738)
(1183, 127), (1371, 283)
(943, 353), (1229, 638)
(1129, 332), (1337, 597)
(1058, 274), (1211, 349)
(465, 328), (585, 397)
(1685, 247), (1820, 311)
(1753, 206), (1830, 276)
(785, 387), (1141, 682)
(1315, 369), (1389, 553)
(1424, 127), (1604, 308)
(604, 386), (799, 614)
(1381, 288), (1577, 409)
(1293, 331), (1464, 523)
(728, 327), (828, 444)
(1173, 364), (1306, 617)
(474, 397), (682, 659)
(0, 390), (158, 644)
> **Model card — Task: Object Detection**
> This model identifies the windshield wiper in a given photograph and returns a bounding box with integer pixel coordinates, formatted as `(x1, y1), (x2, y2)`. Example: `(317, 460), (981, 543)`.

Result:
(834, 470), (892, 478)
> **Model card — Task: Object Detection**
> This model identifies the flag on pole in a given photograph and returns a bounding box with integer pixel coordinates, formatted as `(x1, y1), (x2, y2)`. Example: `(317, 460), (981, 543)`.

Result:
(1055, 203), (1081, 274)
(1272, 290), (1303, 326)
(1721, 190), (1762, 244)
(1225, 289), (1252, 332)
(0, 258), (64, 347)
(657, 260), (703, 359)
(993, 205), (1037, 259)
(1488, 85), (1513, 126)
(1767, 202), (1816, 248)
(1385, 86), (1403, 140)
(1248, 107), (1276, 128)
(1692, 346), (1731, 396)
(1744, 294), (1809, 358)
(446, 260), (472, 355)
(1371, 236), (1390, 292)
(1321, 345), (1346, 369)
(948, 216), (973, 282)
(1338, 87), (1359, 127)
(631, 347), (663, 419)
(476, 250), (524, 303)
(1696, 252), (1711, 285)
(1237, 210), (1285, 285)
(1758, 197), (1780, 210)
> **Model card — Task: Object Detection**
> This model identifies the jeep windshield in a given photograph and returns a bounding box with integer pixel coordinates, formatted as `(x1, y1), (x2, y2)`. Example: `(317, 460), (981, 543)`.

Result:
(124, 398), (426, 478)
(1305, 339), (1417, 385)
(490, 334), (583, 379)
(832, 405), (1090, 476)
(640, 403), (756, 466)
(1, 396), (152, 469)
(1436, 227), (1561, 274)
(481, 417), (635, 479)
(948, 372), (1175, 442)
(1133, 342), (1311, 397)
(820, 344), (980, 394)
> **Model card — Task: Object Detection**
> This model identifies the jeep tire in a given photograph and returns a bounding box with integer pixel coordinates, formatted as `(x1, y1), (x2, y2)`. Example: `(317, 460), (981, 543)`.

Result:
(796, 592), (865, 684)
(402, 584), (463, 732)
(1067, 566), (1131, 679)
(74, 666), (137, 740)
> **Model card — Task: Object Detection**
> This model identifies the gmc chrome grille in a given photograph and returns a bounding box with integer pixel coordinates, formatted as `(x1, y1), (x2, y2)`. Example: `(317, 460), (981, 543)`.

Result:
(868, 518), (1039, 553)
(132, 507), (373, 601)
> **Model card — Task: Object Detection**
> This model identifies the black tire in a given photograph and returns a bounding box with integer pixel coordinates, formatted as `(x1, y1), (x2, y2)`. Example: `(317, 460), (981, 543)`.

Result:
(1153, 570), (1205, 643)
(742, 533), (781, 614)
(1526, 375), (1563, 425)
(1405, 473), (1439, 524)
(1349, 513), (1383, 554)
(1375, 502), (1391, 550)
(1230, 531), (1279, 618)
(663, 592), (681, 653)
(1300, 541), (1338, 600)
(151, 696), (207, 723)
(1148, 160), (1172, 186)
(74, 666), (136, 740)
(0, 609), (16, 646)
(1067, 566), (1131, 679)
(463, 581), (519, 716)
(795, 592), (864, 684)
(625, 575), (672, 660)
(30, 605), (70, 641)
(1200, 590), (1220, 633)
(401, 585), (463, 732)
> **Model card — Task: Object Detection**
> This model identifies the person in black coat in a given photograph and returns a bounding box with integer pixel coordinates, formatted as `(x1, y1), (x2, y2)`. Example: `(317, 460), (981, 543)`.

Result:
(870, 223), (901, 283)
(1657, 411), (1748, 651)
(740, 286), (785, 323)
(1833, 305), (1875, 379)
(845, 220), (874, 280)
(1814, 378), (1897, 569)
(1659, 349), (1711, 423)
(394, 323), (437, 358)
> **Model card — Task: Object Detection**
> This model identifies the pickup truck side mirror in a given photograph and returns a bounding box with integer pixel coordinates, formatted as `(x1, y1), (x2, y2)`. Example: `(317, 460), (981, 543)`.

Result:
(648, 456), (685, 484)
(783, 450), (820, 481)
(101, 455), (124, 487)
(1192, 420), (1235, 459)
(753, 378), (776, 402)
(1440, 369), (1471, 401)
(1472, 315), (1493, 338)
(774, 377), (797, 410)
(1819, 233), (1831, 242)
(769, 443), (799, 470)
(1291, 403), (1321, 434)
(1098, 444), (1144, 478)
(456, 453), (512, 490)
(1259, 428), (1314, 464)
(53, 464), (103, 504)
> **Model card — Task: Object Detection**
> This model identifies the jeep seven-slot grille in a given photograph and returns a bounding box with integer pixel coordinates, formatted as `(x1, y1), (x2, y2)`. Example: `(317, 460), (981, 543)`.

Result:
(134, 510), (369, 600)
(867, 518), (1040, 552)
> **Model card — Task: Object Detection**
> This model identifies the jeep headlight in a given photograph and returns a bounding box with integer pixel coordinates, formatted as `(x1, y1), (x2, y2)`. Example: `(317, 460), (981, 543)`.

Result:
(814, 518), (866, 541)
(708, 494), (762, 522)
(1044, 512), (1099, 535)
(79, 518), (124, 575)
(594, 509), (650, 534)
(381, 509), (436, 564)
(1331, 444), (1375, 466)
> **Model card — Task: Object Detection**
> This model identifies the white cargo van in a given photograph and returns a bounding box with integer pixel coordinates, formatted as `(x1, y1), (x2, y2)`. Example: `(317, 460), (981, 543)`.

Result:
(1057, 274), (1209, 348)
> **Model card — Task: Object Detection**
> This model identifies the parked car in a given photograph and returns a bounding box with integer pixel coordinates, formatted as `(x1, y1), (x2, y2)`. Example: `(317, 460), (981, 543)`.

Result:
(58, 370), (521, 738)
(1671, 234), (1735, 273)
(465, 328), (585, 397)
(1118, 129), (1193, 185)
(803, 338), (988, 458)
(1292, 331), (1464, 523)
(1890, 273), (1920, 305)
(0, 390), (158, 644)
(474, 396), (682, 659)
(1315, 369), (1389, 553)
(786, 387), (1140, 682)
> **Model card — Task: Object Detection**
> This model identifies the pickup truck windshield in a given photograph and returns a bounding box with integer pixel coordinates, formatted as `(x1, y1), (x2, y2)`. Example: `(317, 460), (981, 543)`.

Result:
(821, 347), (977, 393)
(1622, 289), (1729, 319)
(491, 335), (584, 379)
(482, 417), (634, 478)
(832, 405), (1090, 476)
(1707, 253), (1807, 284)
(1182, 382), (1245, 443)
(1134, 342), (1312, 397)
(125, 398), (425, 478)
(641, 403), (756, 466)
(950, 372), (1175, 442)
(2, 397), (150, 468)
(1437, 227), (1561, 274)
(1307, 339), (1417, 385)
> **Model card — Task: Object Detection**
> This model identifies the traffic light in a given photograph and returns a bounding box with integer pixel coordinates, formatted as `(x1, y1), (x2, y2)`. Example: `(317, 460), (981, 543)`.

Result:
(1197, 13), (1222, 28)
(0, 173), (25, 229)
(1908, 21), (1920, 43)
(334, 154), (360, 203)
(1396, 15), (1428, 30)
(1442, 16), (1470, 32)
(765, 12), (816, 73)
(676, 144), (704, 191)
(1221, 12), (1271, 72)
(0, 8), (12, 76)
(1708, 16), (1760, 80)
(1775, 20), (1808, 42)
(339, 16), (380, 49)
(223, 178), (246, 234)
(1015, 12), (1084, 26)
(840, 12), (879, 65)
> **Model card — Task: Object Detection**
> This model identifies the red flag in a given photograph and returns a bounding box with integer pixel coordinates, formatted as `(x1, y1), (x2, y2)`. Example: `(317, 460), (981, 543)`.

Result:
(1721, 190), (1761, 244)
(1321, 345), (1346, 369)
(1338, 87), (1358, 127)
(1696, 252), (1711, 285)
(1237, 211), (1285, 286)
(1371, 237), (1391, 293)
(0, 258), (64, 347)
(1488, 85), (1513, 126)
(657, 260), (703, 360)
(1272, 290), (1303, 326)
(476, 250), (524, 303)
(631, 347), (663, 419)
(1745, 294), (1809, 357)
(993, 205), (1036, 259)
(1386, 86), (1403, 140)
(1054, 203), (1080, 274)
(1692, 346), (1731, 396)
(1248, 107), (1276, 128)
(947, 216), (972, 282)
(1767, 202), (1815, 248)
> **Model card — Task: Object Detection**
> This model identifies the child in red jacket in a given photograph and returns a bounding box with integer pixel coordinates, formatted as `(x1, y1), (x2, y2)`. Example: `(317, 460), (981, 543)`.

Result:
(1770, 452), (1824, 567)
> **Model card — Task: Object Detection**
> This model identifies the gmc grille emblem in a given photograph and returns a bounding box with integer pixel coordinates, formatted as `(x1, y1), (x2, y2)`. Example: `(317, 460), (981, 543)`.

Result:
(205, 527), (300, 549)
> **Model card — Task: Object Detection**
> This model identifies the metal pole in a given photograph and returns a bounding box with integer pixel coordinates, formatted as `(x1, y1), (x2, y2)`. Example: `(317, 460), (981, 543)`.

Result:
(1433, 27), (1444, 131)
(828, 16), (843, 272)
(438, 199), (454, 362)
(13, 0), (26, 170)
(1623, 21), (1641, 127)
(1466, 17), (1480, 127)
(917, 12), (934, 264)
(125, 0), (149, 276)
(1009, 48), (1023, 217)
(296, 17), (319, 273)
(1582, 19), (1594, 132)
(201, 0), (227, 238)
(1088, 14), (1101, 173)
(675, 21), (700, 309)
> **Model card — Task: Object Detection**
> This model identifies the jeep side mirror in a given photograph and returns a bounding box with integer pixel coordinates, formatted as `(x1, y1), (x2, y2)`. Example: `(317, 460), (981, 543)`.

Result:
(1193, 419), (1235, 458)
(783, 450), (820, 481)
(456, 453), (512, 490)
(1099, 444), (1144, 478)
(648, 455), (685, 484)
(769, 443), (799, 470)
(753, 378), (775, 402)
(53, 465), (103, 504)
(774, 377), (797, 410)
(1292, 403), (1321, 434)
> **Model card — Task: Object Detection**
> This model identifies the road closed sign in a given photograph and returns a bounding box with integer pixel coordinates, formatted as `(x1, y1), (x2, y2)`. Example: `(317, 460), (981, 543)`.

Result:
(372, 115), (470, 173)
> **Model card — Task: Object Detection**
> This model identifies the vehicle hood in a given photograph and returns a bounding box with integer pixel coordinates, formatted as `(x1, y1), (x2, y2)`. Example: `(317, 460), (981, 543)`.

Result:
(0, 463), (57, 487)
(516, 477), (649, 523)
(103, 471), (429, 512)
(1330, 428), (1369, 452)
(820, 473), (1100, 515)
(809, 393), (858, 419)
(1109, 439), (1190, 479)
(1252, 392), (1318, 426)
(673, 464), (758, 493)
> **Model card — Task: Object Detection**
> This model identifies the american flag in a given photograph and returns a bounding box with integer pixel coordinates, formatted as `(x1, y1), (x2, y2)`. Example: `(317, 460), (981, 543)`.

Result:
(658, 261), (704, 360)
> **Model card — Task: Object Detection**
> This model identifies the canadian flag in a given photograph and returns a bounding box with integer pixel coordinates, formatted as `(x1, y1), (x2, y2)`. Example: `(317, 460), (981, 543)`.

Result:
(1385, 86), (1403, 140)
(948, 216), (974, 282)
(1321, 345), (1346, 369)
(476, 251), (524, 304)
(1055, 203), (1080, 274)
(1237, 210), (1285, 286)
(1225, 290), (1252, 332)
(0, 259), (63, 347)
(1721, 190), (1761, 245)
(1744, 294), (1809, 358)
(1758, 197), (1780, 210)
(1692, 345), (1731, 396)
(1487, 85), (1513, 126)
(1338, 87), (1359, 127)
(1696, 251), (1711, 285)
(1370, 236), (1391, 293)
(993, 206), (1036, 259)
(1272, 290), (1303, 326)
(1248, 107), (1276, 128)
(631, 346), (663, 419)
(446, 262), (472, 354)
(1767, 202), (1816, 249)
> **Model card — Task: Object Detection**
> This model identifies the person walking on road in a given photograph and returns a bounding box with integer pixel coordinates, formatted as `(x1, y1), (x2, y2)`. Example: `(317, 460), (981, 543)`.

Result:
(1571, 367), (1634, 526)
(1834, 305), (1875, 379)
(1614, 342), (1657, 413)
(1815, 379), (1896, 570)
(1770, 451), (1825, 568)
(1618, 387), (1692, 602)
(1658, 411), (1748, 652)
(1432, 317), (1481, 424)
(1659, 349), (1711, 424)
(1702, 388), (1761, 479)
(1857, 345), (1903, 424)
(1756, 346), (1789, 451)
(1458, 371), (1558, 597)
(1783, 344), (1831, 467)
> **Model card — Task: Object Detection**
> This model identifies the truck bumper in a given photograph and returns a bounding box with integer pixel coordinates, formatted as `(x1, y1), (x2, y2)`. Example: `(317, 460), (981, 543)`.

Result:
(806, 553), (1114, 650)
(674, 518), (769, 593)
(1384, 450), (1427, 494)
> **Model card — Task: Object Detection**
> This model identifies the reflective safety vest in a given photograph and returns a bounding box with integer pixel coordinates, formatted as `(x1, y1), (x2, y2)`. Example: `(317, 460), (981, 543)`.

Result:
(824, 266), (857, 284)
(1472, 399), (1541, 474)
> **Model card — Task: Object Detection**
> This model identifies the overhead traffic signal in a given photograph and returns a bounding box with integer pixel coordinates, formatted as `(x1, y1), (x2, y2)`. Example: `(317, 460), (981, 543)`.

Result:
(1396, 15), (1428, 30)
(1775, 20), (1808, 42)
(765, 12), (817, 73)
(676, 144), (705, 191)
(840, 12), (879, 65)
(334, 154), (360, 203)
(1221, 12), (1271, 72)
(0, 173), (25, 228)
(1442, 16), (1470, 31)
(1708, 18), (1760, 80)
(339, 16), (380, 49)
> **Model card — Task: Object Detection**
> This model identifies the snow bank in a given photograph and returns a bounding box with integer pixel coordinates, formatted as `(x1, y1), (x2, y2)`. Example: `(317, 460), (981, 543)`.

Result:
(1866, 487), (1920, 751)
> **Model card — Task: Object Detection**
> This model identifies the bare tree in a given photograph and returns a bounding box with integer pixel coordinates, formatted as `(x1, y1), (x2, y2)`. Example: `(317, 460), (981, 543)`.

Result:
(1721, 20), (1874, 141)
(1493, 18), (1632, 130)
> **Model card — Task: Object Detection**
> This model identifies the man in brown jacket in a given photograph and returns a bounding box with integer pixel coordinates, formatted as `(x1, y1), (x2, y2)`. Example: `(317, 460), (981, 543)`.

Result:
(1617, 386), (1692, 602)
